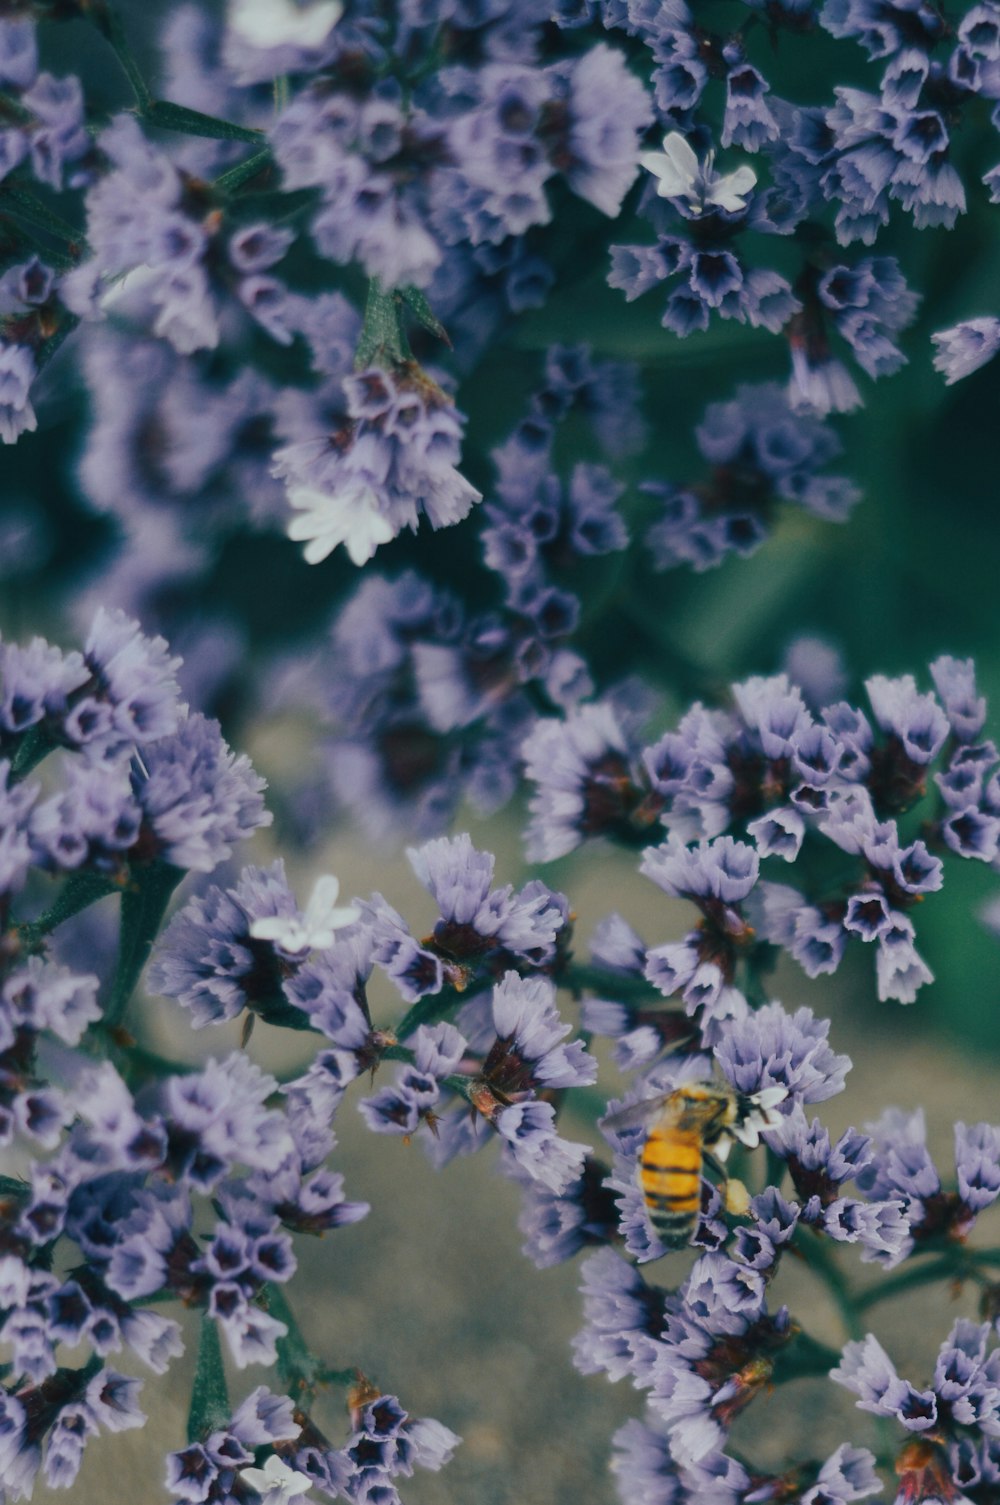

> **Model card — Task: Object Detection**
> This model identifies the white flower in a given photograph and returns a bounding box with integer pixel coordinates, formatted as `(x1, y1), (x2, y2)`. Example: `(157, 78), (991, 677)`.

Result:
(639, 131), (756, 216)
(286, 479), (395, 566)
(250, 874), (360, 954)
(240, 1454), (314, 1505)
(731, 1085), (789, 1149)
(229, 0), (343, 51)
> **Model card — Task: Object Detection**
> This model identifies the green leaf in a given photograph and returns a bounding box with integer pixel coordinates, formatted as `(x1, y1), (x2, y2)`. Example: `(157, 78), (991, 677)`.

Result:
(187, 1318), (230, 1443)
(213, 148), (274, 195)
(0, 186), (87, 251)
(18, 870), (119, 949)
(399, 287), (451, 347)
(9, 723), (58, 782)
(355, 278), (411, 369)
(268, 1285), (321, 1402)
(143, 100), (264, 145)
(0, 1176), (27, 1199)
(84, 0), (152, 110)
(104, 861), (185, 1032)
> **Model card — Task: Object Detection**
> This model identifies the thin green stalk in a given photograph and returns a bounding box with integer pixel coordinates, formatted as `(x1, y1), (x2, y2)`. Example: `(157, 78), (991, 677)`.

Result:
(855, 1252), (963, 1312)
(17, 871), (118, 950)
(792, 1229), (864, 1340)
(556, 962), (657, 1001)
(187, 1318), (229, 1442)
(213, 147), (273, 196)
(0, 185), (87, 251)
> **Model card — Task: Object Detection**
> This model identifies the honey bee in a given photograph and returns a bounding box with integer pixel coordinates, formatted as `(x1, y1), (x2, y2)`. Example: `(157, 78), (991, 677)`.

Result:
(604, 1081), (786, 1249)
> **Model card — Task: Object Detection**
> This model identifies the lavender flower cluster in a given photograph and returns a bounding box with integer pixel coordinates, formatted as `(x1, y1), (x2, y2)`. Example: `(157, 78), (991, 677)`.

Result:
(0, 0), (993, 645)
(2, 2), (1000, 1503)
(1, 605), (998, 1504)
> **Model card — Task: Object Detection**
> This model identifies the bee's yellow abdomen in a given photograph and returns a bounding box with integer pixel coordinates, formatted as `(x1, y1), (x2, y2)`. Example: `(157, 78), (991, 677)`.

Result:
(640, 1128), (703, 1217)
(642, 1131), (701, 1171)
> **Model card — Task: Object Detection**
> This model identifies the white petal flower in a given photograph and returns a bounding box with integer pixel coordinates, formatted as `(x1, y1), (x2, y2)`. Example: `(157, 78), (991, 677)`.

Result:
(286, 479), (395, 565)
(251, 874), (360, 954)
(639, 131), (701, 199)
(229, 0), (343, 50)
(640, 130), (756, 217)
(240, 1454), (314, 1505)
(731, 1084), (789, 1148)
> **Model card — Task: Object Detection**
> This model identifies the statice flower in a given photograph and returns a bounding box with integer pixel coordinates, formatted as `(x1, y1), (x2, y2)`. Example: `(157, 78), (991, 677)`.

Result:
(522, 701), (655, 860)
(380, 832), (570, 993)
(0, 20), (90, 192)
(932, 317), (1000, 384)
(787, 257), (920, 414)
(165, 1386), (302, 1503)
(432, 46), (651, 253)
(833, 1321), (1000, 1466)
(130, 710), (271, 872)
(0, 258), (70, 445)
(853, 1107), (1000, 1257)
(611, 128), (798, 338)
(275, 365), (481, 565)
(484, 423), (629, 596)
(644, 383), (861, 572)
(64, 116), (297, 354)
(313, 570), (543, 838)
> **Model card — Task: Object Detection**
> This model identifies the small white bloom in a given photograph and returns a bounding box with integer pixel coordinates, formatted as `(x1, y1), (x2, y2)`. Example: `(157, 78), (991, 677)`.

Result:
(639, 131), (756, 216)
(286, 479), (395, 566)
(732, 1084), (789, 1148)
(251, 874), (360, 954)
(229, 0), (343, 51)
(240, 1454), (314, 1505)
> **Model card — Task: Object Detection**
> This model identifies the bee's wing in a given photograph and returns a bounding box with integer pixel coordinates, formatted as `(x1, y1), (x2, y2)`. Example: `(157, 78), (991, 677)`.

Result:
(602, 1093), (681, 1134)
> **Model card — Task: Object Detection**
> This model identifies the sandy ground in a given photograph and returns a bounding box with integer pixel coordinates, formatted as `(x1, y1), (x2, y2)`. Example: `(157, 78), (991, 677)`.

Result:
(20, 836), (1000, 1504)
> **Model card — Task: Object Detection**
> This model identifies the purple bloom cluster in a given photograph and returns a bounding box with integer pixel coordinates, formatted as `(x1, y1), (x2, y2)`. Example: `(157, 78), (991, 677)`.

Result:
(271, 42), (651, 290)
(0, 19), (91, 193)
(643, 381), (861, 572)
(64, 115), (298, 355)
(525, 656), (997, 1001)
(274, 364), (481, 565)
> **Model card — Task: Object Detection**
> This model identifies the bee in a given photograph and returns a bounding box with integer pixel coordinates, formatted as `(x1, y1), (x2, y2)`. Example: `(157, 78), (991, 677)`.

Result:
(604, 1081), (786, 1249)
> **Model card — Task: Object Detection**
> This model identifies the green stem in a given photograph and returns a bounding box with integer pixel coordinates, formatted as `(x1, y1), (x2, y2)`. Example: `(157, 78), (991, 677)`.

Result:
(556, 962), (656, 1001)
(17, 871), (119, 950)
(187, 1317), (229, 1442)
(0, 185), (87, 251)
(213, 147), (273, 195)
(268, 1284), (323, 1404)
(792, 1229), (864, 1341)
(395, 982), (471, 1040)
(771, 1327), (843, 1385)
(855, 1253), (980, 1311)
(103, 861), (184, 1033)
(355, 277), (412, 368)
(141, 100), (264, 144)
(9, 723), (57, 782)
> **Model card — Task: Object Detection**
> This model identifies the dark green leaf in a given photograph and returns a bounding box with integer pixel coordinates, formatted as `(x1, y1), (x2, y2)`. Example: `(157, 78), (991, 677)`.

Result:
(213, 148), (274, 195)
(187, 1318), (229, 1443)
(104, 861), (185, 1031)
(399, 287), (451, 347)
(355, 279), (411, 369)
(143, 100), (264, 145)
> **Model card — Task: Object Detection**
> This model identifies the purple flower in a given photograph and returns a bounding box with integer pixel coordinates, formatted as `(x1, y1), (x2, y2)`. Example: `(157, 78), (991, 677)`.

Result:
(714, 1000), (851, 1104)
(131, 710), (271, 872)
(522, 702), (649, 860)
(645, 384), (860, 574)
(275, 366), (481, 566)
(933, 317), (1000, 384)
